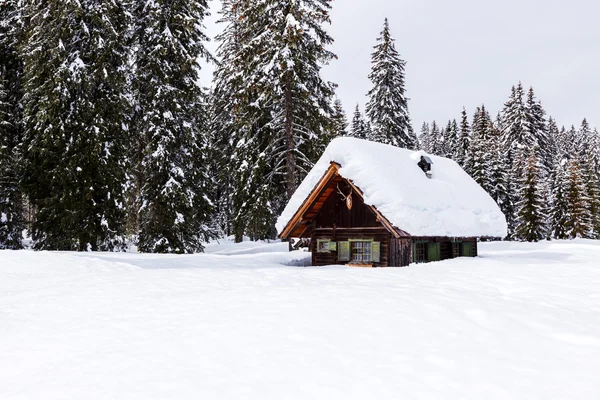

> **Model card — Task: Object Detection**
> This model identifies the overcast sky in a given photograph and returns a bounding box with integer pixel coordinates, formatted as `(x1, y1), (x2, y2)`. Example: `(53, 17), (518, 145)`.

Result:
(202, 0), (599, 131)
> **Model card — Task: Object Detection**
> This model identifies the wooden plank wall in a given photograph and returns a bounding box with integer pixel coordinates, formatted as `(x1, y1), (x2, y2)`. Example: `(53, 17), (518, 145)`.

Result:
(389, 238), (412, 267)
(313, 181), (380, 229)
(312, 227), (391, 267)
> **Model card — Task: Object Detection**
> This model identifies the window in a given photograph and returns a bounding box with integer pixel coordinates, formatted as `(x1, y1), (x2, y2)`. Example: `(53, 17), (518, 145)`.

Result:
(338, 240), (380, 263)
(351, 241), (372, 263)
(317, 239), (336, 253)
(414, 242), (427, 263)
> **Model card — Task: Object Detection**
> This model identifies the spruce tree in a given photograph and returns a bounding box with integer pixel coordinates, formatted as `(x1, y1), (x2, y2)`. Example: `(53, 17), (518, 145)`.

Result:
(21, 0), (130, 251)
(0, 0), (24, 249)
(221, 0), (337, 241)
(550, 158), (569, 239)
(349, 104), (368, 139)
(133, 0), (215, 253)
(564, 160), (592, 238)
(239, 0), (336, 200)
(525, 87), (551, 172)
(488, 122), (511, 233)
(454, 107), (471, 169)
(440, 120), (454, 159)
(429, 121), (441, 155)
(210, 0), (252, 239)
(330, 98), (348, 137)
(365, 18), (414, 149)
(467, 106), (492, 192)
(419, 122), (430, 152)
(514, 152), (548, 242)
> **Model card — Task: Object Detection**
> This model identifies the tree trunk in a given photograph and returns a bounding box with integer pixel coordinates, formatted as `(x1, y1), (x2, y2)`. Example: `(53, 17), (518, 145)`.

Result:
(284, 78), (297, 200)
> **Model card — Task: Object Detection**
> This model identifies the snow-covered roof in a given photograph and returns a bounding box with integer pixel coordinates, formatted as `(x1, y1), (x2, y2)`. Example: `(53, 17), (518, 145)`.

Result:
(277, 137), (507, 238)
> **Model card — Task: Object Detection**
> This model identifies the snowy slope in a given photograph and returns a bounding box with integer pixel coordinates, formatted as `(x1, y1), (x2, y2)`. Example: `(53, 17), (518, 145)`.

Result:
(2, 240), (600, 400)
(277, 137), (507, 237)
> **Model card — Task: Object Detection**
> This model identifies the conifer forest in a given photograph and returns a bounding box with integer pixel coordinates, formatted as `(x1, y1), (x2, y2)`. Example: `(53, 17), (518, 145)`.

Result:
(1, 1), (598, 252)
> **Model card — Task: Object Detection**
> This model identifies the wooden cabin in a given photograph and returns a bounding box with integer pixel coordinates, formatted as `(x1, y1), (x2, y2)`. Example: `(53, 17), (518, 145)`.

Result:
(277, 138), (507, 267)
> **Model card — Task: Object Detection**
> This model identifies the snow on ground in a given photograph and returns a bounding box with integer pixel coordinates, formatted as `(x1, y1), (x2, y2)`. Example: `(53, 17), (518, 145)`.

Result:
(1, 240), (600, 400)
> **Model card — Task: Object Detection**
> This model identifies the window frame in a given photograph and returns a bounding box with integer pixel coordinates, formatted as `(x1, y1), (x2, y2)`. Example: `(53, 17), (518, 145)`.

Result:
(348, 238), (374, 264)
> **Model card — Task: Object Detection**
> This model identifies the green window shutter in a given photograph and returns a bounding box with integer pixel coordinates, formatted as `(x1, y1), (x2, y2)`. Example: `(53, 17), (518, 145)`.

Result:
(412, 242), (416, 263)
(329, 241), (337, 251)
(371, 242), (381, 263)
(462, 242), (473, 257)
(338, 241), (350, 261)
(428, 242), (440, 262)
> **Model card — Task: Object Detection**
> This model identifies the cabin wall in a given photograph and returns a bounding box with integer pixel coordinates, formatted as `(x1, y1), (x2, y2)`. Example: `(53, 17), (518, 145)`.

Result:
(313, 183), (380, 229)
(411, 236), (478, 263)
(311, 228), (391, 267)
(389, 238), (412, 267)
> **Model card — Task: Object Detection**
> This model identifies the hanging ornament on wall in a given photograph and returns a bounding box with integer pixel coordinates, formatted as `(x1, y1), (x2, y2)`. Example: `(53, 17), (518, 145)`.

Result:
(337, 184), (353, 210)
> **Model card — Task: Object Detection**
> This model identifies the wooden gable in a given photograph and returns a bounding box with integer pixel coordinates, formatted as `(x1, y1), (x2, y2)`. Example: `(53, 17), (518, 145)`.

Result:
(279, 163), (407, 239)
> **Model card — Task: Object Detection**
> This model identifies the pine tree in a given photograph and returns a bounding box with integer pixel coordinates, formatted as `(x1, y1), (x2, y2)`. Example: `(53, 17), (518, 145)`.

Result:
(429, 121), (441, 155)
(454, 107), (471, 168)
(365, 18), (414, 149)
(488, 122), (511, 228)
(21, 0), (131, 251)
(575, 119), (592, 162)
(467, 106), (492, 192)
(514, 152), (548, 242)
(0, 0), (24, 249)
(419, 122), (430, 152)
(350, 103), (369, 139)
(330, 98), (348, 137)
(501, 84), (529, 154)
(546, 116), (560, 166)
(133, 0), (215, 253)
(210, 0), (253, 239)
(550, 158), (569, 239)
(525, 87), (551, 172)
(239, 0), (336, 199)
(221, 0), (336, 241)
(564, 160), (592, 238)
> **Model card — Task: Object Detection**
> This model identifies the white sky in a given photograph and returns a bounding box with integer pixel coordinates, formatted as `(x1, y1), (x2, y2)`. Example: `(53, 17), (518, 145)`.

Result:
(201, 0), (599, 131)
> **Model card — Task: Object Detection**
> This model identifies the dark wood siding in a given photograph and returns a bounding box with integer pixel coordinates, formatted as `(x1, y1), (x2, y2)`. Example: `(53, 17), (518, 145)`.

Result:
(313, 180), (380, 229)
(411, 236), (478, 262)
(311, 228), (391, 267)
(389, 238), (412, 267)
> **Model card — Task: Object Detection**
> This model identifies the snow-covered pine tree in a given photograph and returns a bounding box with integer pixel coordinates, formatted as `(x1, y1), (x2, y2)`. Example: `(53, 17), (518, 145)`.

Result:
(210, 0), (276, 242)
(514, 151), (548, 242)
(488, 120), (511, 235)
(546, 116), (560, 166)
(440, 120), (454, 159)
(132, 0), (215, 253)
(550, 158), (569, 239)
(0, 0), (25, 249)
(454, 107), (471, 168)
(419, 122), (430, 152)
(564, 159), (592, 239)
(349, 104), (370, 139)
(580, 128), (600, 238)
(209, 0), (250, 238)
(365, 18), (414, 149)
(525, 87), (551, 173)
(575, 119), (592, 162)
(429, 121), (441, 155)
(238, 0), (337, 200)
(21, 0), (130, 251)
(467, 106), (492, 192)
(330, 98), (348, 138)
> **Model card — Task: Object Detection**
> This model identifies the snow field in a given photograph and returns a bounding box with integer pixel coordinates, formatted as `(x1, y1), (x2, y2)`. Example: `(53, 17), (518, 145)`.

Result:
(1, 240), (599, 399)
